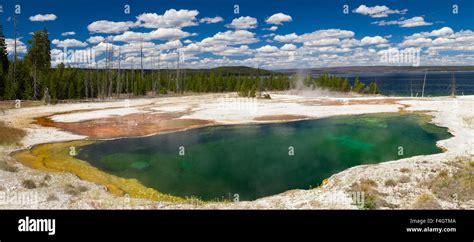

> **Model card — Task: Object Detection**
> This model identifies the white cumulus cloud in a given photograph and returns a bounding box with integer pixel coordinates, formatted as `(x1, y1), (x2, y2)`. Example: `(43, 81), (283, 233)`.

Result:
(274, 33), (298, 43)
(353, 5), (407, 18)
(256, 45), (279, 53)
(373, 16), (432, 28)
(61, 31), (76, 36)
(29, 14), (57, 21)
(360, 36), (388, 45)
(200, 30), (258, 46)
(280, 43), (297, 51)
(5, 38), (27, 54)
(266, 13), (292, 25)
(297, 29), (355, 43)
(431, 27), (454, 36)
(87, 36), (105, 44)
(266, 26), (278, 31)
(88, 20), (137, 34)
(136, 9), (199, 28)
(225, 16), (257, 29)
(303, 38), (341, 47)
(113, 28), (191, 42)
(52, 39), (88, 48)
(199, 16), (224, 24)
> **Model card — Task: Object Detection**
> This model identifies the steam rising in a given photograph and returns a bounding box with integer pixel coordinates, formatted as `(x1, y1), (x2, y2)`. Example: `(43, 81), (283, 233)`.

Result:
(286, 70), (354, 98)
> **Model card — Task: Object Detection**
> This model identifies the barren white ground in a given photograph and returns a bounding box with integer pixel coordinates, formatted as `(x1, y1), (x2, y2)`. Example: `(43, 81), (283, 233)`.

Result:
(1, 92), (473, 209)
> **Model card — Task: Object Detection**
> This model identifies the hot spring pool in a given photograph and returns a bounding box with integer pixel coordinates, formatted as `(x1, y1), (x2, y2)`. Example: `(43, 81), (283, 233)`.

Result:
(76, 113), (451, 201)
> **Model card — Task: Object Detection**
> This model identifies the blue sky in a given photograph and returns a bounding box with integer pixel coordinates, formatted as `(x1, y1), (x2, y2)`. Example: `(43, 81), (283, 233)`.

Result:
(1, 0), (473, 69)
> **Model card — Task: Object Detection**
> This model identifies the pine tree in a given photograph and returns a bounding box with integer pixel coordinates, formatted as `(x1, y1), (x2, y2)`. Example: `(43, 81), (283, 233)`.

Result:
(16, 59), (33, 99)
(249, 84), (257, 97)
(0, 22), (9, 98)
(26, 28), (51, 99)
(341, 79), (350, 92)
(353, 77), (365, 93)
(368, 81), (379, 94)
(3, 72), (17, 100)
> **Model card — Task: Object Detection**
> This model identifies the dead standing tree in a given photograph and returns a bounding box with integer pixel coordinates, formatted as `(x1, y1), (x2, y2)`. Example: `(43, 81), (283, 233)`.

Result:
(85, 49), (89, 100)
(107, 45), (114, 98)
(176, 52), (180, 93)
(157, 54), (161, 95)
(116, 46), (122, 98)
(151, 53), (156, 96)
(12, 14), (17, 85)
(140, 37), (144, 94)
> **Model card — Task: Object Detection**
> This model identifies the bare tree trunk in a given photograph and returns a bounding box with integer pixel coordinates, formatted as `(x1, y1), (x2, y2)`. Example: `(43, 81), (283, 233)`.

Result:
(451, 72), (456, 98)
(157, 55), (161, 95)
(182, 62), (186, 94)
(85, 49), (90, 100)
(116, 47), (121, 98)
(131, 60), (135, 97)
(13, 14), (17, 85)
(151, 54), (155, 96)
(108, 46), (114, 98)
(92, 57), (98, 100)
(176, 52), (180, 93)
(32, 61), (39, 100)
(167, 63), (171, 91)
(140, 39), (144, 82)
(421, 70), (427, 98)
(125, 67), (129, 98)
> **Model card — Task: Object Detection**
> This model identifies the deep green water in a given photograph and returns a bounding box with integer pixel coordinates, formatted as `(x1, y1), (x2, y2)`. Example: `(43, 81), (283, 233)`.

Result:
(77, 113), (451, 201)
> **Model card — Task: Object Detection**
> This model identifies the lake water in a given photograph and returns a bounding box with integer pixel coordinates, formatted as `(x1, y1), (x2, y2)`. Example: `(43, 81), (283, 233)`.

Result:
(77, 114), (451, 201)
(334, 71), (474, 96)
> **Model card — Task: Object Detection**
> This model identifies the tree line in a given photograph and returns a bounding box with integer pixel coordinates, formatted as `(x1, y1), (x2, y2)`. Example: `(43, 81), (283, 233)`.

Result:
(0, 25), (378, 101)
(302, 74), (379, 94)
(0, 25), (290, 101)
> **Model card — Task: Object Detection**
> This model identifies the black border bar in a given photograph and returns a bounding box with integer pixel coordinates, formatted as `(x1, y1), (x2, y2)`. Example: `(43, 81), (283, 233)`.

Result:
(0, 210), (472, 241)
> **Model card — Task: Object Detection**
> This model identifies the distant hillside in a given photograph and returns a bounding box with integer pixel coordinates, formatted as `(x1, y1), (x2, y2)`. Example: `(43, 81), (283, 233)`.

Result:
(277, 66), (474, 75)
(123, 66), (276, 76)
(177, 66), (274, 75)
(77, 66), (282, 76)
(209, 66), (274, 75)
(75, 65), (474, 76)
